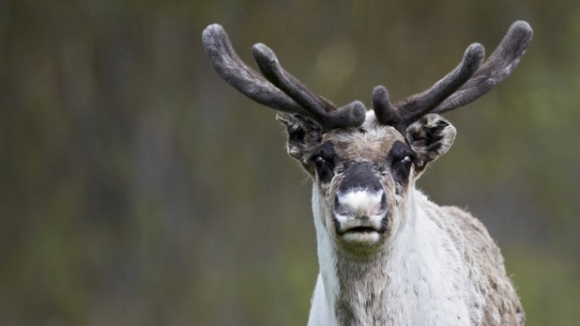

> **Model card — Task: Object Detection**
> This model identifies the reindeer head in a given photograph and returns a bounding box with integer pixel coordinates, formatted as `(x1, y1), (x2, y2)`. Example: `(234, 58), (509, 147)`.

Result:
(202, 22), (532, 252)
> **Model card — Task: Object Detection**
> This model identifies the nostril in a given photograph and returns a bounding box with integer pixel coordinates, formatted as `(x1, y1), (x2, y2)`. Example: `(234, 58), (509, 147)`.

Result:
(334, 195), (352, 216)
(369, 202), (383, 216)
(334, 202), (351, 216)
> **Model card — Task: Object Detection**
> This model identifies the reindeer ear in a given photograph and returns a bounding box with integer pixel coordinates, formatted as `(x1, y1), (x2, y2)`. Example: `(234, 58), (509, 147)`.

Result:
(276, 113), (323, 171)
(405, 114), (456, 175)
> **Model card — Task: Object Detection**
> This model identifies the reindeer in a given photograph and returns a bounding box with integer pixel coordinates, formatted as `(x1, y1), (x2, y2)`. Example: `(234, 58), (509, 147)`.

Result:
(202, 21), (532, 326)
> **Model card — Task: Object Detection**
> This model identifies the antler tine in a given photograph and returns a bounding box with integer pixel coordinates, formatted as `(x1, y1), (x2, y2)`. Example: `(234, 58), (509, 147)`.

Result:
(372, 85), (398, 126)
(252, 43), (366, 132)
(202, 24), (311, 117)
(434, 21), (533, 114)
(376, 44), (484, 132)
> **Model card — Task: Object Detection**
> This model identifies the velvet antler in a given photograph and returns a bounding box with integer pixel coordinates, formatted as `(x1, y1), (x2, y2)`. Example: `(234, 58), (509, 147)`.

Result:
(372, 21), (533, 132)
(202, 24), (366, 132)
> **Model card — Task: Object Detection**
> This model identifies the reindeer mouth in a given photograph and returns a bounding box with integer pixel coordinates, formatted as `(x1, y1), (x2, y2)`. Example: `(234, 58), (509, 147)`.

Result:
(336, 222), (387, 245)
(338, 226), (384, 245)
(341, 226), (382, 234)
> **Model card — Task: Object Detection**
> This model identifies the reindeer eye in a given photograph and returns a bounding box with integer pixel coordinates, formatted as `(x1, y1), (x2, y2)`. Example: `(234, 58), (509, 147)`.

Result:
(402, 156), (413, 165)
(314, 156), (325, 167)
(310, 143), (336, 183)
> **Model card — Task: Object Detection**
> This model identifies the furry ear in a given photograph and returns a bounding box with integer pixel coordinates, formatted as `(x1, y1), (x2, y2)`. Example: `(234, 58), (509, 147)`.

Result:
(276, 113), (323, 173)
(405, 114), (456, 176)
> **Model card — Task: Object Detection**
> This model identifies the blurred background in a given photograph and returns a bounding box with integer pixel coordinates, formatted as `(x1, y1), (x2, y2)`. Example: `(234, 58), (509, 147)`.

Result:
(1, 0), (579, 325)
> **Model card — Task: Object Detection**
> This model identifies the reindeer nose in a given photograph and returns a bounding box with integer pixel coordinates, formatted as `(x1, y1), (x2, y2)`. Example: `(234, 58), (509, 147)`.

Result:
(334, 189), (386, 219)
(334, 162), (386, 219)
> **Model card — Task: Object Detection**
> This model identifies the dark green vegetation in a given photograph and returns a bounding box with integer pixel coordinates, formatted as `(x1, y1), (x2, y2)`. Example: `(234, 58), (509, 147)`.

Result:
(1, 1), (579, 325)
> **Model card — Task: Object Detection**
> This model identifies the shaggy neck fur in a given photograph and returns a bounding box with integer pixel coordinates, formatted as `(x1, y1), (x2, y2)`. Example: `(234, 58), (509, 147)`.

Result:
(310, 186), (475, 326)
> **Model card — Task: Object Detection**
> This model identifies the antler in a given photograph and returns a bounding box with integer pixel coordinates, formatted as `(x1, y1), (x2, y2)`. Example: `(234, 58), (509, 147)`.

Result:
(202, 24), (366, 132)
(373, 21), (533, 132)
(434, 21), (533, 113)
(373, 44), (484, 132)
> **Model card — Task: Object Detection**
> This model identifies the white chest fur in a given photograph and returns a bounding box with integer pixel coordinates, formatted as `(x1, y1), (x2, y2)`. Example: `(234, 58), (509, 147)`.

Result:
(308, 189), (479, 326)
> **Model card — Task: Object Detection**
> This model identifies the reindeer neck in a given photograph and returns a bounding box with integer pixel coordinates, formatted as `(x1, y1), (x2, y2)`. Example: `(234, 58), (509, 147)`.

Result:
(313, 189), (472, 326)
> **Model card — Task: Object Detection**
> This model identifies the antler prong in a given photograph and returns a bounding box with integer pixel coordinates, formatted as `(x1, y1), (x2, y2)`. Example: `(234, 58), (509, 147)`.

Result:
(252, 44), (338, 123)
(252, 43), (366, 132)
(396, 43), (484, 120)
(372, 86), (397, 126)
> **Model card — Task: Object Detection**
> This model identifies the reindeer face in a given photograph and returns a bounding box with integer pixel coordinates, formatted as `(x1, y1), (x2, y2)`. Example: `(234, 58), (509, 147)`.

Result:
(314, 125), (409, 249)
(279, 111), (456, 250)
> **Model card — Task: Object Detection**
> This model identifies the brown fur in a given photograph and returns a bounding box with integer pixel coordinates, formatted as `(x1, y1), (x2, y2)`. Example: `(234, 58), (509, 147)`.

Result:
(441, 206), (524, 325)
(324, 125), (404, 165)
(334, 250), (390, 326)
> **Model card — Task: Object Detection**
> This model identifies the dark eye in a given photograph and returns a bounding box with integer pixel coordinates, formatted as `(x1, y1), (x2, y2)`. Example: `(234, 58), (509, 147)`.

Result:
(309, 143), (336, 183)
(314, 156), (325, 167)
(387, 141), (415, 186)
(402, 156), (413, 165)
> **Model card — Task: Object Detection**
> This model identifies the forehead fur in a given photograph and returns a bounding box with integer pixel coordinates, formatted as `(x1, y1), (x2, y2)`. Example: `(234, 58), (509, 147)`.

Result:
(322, 111), (406, 162)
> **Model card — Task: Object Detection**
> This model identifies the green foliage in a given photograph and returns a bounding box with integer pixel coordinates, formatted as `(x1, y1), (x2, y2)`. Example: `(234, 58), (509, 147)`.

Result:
(506, 247), (580, 326)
